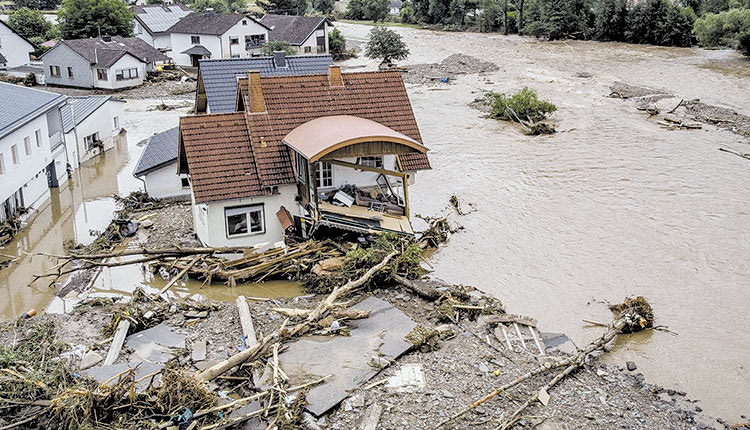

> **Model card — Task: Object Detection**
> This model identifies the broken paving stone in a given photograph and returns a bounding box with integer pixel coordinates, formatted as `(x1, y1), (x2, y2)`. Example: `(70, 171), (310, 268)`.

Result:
(359, 403), (383, 430)
(79, 351), (103, 370)
(627, 361), (638, 371)
(125, 323), (186, 363)
(192, 339), (207, 362)
(83, 361), (163, 393)
(441, 389), (455, 399)
(540, 332), (577, 355)
(386, 363), (426, 392)
(184, 310), (208, 319)
(478, 362), (491, 373)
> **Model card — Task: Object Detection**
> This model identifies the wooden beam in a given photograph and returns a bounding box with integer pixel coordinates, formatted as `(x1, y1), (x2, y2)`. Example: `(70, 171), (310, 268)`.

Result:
(326, 159), (406, 177)
(104, 320), (130, 366)
(159, 255), (202, 295)
(236, 296), (258, 347)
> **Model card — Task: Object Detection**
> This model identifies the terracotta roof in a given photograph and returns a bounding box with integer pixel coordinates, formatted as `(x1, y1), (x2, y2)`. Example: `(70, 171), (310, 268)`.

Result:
(179, 113), (265, 202)
(180, 69), (430, 203)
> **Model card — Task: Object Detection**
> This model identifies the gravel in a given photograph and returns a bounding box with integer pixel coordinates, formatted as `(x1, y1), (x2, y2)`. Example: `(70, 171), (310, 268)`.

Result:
(402, 54), (500, 85)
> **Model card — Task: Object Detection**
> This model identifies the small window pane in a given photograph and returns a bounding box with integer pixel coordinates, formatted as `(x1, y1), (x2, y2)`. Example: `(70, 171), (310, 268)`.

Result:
(227, 213), (248, 235)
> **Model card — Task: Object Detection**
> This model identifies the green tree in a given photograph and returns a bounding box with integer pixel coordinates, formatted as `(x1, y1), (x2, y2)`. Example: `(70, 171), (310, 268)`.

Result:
(328, 28), (347, 57)
(346, 0), (389, 20)
(261, 40), (297, 55)
(58, 0), (134, 39)
(694, 8), (750, 51)
(313, 0), (335, 13)
(523, 0), (593, 40)
(364, 26), (409, 65)
(13, 0), (60, 10)
(264, 0), (309, 14)
(626, 0), (693, 46)
(188, 0), (248, 12)
(703, 0), (730, 13)
(739, 30), (750, 54)
(594, 0), (628, 41)
(8, 8), (52, 40)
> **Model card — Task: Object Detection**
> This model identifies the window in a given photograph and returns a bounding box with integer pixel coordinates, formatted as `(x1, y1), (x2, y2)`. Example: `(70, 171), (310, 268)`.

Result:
(304, 46), (312, 53)
(181, 177), (190, 188)
(97, 68), (108, 80)
(49, 65), (60, 77)
(0, 153), (4, 175)
(83, 132), (99, 150)
(35, 129), (41, 147)
(295, 152), (306, 184)
(116, 68), (138, 81)
(242, 20), (247, 25)
(316, 162), (332, 188)
(24, 137), (31, 155)
(67, 67), (73, 78)
(11, 145), (18, 164)
(230, 36), (239, 45)
(359, 156), (383, 168)
(225, 205), (265, 237)
(191, 35), (201, 44)
(113, 116), (119, 129)
(245, 34), (265, 49)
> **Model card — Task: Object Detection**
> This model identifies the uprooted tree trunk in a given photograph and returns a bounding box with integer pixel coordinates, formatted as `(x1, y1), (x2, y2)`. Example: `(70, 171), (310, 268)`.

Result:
(197, 250), (399, 382)
(436, 296), (654, 429)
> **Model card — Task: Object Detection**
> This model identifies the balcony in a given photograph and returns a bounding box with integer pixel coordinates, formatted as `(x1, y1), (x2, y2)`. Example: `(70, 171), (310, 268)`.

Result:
(49, 131), (64, 150)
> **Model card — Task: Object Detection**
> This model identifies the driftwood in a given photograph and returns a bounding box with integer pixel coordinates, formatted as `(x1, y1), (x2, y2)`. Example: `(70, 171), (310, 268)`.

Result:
(103, 320), (130, 366)
(393, 275), (441, 300)
(198, 250), (399, 382)
(236, 296), (258, 347)
(719, 147), (750, 161)
(159, 255), (203, 295)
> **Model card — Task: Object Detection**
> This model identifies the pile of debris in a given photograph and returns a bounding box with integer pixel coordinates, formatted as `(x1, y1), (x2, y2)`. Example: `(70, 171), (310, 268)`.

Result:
(403, 54), (499, 85)
(0, 212), (24, 247)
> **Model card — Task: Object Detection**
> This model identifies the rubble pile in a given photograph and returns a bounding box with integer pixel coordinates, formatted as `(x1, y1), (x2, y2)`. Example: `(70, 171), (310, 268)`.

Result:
(403, 54), (499, 85)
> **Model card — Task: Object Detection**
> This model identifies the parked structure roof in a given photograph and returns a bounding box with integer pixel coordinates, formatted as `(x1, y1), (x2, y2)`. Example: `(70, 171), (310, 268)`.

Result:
(0, 82), (68, 140)
(0, 53), (6, 64)
(61, 96), (123, 134)
(179, 68), (431, 204)
(182, 45), (212, 56)
(167, 12), (267, 35)
(260, 14), (331, 45)
(196, 54), (333, 113)
(44, 36), (169, 67)
(133, 3), (193, 34)
(134, 127), (180, 176)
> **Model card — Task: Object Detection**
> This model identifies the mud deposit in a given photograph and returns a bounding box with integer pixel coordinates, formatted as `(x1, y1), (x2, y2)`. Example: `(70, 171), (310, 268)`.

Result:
(337, 23), (750, 421)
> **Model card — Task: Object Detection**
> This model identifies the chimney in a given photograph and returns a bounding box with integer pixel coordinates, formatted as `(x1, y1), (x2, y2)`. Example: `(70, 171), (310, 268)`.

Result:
(272, 51), (286, 68)
(328, 65), (343, 87)
(247, 70), (265, 114)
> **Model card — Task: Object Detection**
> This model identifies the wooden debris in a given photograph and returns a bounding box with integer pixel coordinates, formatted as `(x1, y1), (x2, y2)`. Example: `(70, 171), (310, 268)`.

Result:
(236, 296), (258, 347)
(159, 255), (203, 295)
(103, 320), (130, 366)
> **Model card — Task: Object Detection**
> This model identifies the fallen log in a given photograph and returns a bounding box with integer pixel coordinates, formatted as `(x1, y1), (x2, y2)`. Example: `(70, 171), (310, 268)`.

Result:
(393, 275), (441, 301)
(159, 255), (203, 295)
(236, 296), (258, 347)
(103, 320), (130, 366)
(197, 250), (399, 381)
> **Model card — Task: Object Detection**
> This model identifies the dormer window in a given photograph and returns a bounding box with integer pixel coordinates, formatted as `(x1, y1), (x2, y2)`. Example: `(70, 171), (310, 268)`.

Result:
(242, 20), (247, 25)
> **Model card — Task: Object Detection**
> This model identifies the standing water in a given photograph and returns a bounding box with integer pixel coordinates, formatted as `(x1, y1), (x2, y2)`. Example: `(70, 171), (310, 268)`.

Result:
(338, 23), (750, 422)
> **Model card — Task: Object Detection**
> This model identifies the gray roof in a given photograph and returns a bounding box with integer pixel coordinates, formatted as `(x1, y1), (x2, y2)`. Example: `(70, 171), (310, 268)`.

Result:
(167, 12), (267, 35)
(134, 127), (180, 176)
(0, 82), (67, 140)
(182, 45), (212, 56)
(0, 52), (6, 64)
(44, 36), (169, 67)
(61, 96), (122, 133)
(260, 14), (331, 45)
(133, 3), (192, 34)
(197, 54), (333, 113)
(6, 65), (44, 74)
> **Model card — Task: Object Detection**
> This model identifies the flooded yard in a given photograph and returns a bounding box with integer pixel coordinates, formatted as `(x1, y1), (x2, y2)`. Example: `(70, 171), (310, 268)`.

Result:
(337, 23), (750, 421)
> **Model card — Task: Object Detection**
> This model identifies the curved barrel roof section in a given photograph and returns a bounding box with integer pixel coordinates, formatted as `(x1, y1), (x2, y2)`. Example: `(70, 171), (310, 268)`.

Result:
(283, 115), (428, 162)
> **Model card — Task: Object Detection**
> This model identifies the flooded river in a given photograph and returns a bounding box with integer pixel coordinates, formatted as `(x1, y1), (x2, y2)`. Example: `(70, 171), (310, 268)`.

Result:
(339, 23), (750, 421)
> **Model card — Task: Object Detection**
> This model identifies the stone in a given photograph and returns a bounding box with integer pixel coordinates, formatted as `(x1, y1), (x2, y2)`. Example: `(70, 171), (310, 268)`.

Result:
(387, 363), (426, 392)
(348, 394), (365, 408)
(441, 390), (454, 399)
(125, 323), (186, 364)
(192, 339), (207, 362)
(478, 362), (490, 373)
(626, 361), (637, 371)
(141, 219), (154, 229)
(79, 351), (103, 370)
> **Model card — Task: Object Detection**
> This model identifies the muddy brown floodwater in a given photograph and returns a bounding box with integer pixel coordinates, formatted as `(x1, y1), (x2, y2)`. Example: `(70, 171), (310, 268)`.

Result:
(338, 23), (750, 422)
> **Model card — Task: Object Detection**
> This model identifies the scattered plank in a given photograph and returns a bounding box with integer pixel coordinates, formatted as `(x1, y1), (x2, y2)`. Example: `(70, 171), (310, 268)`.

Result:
(103, 320), (130, 366)
(236, 296), (258, 347)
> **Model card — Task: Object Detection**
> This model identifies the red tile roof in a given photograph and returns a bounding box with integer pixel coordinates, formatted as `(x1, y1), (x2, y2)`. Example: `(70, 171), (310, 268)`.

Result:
(179, 69), (431, 203)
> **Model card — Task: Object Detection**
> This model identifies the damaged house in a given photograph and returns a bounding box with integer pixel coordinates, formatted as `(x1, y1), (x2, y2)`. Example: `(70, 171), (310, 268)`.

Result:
(178, 66), (431, 247)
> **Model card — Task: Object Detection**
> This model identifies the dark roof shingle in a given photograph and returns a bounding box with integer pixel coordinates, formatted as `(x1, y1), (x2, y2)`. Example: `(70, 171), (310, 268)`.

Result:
(133, 3), (192, 34)
(167, 13), (265, 35)
(49, 36), (169, 66)
(180, 70), (430, 203)
(197, 55), (333, 113)
(260, 14), (330, 45)
(0, 82), (67, 139)
(134, 127), (180, 176)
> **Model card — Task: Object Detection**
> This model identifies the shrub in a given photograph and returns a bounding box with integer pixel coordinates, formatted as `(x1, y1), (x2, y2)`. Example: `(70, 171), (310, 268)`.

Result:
(364, 26), (409, 65)
(485, 87), (557, 123)
(739, 30), (750, 54)
(694, 8), (750, 53)
(261, 40), (297, 55)
(328, 28), (347, 58)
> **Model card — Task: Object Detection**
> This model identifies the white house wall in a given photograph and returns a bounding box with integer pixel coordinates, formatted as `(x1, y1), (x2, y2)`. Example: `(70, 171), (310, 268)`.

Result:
(42, 43), (95, 88)
(193, 184), (297, 248)
(170, 33), (222, 66)
(64, 99), (125, 168)
(0, 21), (33, 68)
(295, 24), (329, 55)
(221, 20), (267, 58)
(98, 55), (146, 89)
(143, 162), (191, 200)
(0, 115), (56, 214)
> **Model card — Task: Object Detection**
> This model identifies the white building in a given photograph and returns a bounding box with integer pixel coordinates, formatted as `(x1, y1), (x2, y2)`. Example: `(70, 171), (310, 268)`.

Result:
(0, 20), (34, 69)
(259, 15), (332, 55)
(41, 36), (169, 89)
(61, 96), (126, 168)
(168, 12), (270, 66)
(0, 83), (68, 224)
(132, 3), (192, 54)
(133, 127), (191, 200)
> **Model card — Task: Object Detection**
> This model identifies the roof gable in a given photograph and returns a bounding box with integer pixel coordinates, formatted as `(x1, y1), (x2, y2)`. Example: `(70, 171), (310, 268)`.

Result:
(167, 12), (267, 35)
(0, 20), (35, 50)
(260, 14), (331, 45)
(134, 126), (180, 176)
(44, 36), (169, 66)
(61, 96), (117, 133)
(133, 3), (193, 34)
(180, 70), (430, 203)
(0, 82), (67, 139)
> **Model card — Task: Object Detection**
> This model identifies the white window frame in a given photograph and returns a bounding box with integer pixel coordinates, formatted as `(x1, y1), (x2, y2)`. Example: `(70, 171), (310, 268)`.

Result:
(49, 65), (60, 77)
(97, 68), (108, 80)
(67, 67), (74, 78)
(0, 153), (5, 175)
(225, 205), (265, 237)
(180, 177), (190, 188)
(113, 116), (119, 130)
(359, 156), (383, 168)
(316, 162), (333, 189)
(304, 46), (312, 53)
(35, 129), (42, 147)
(230, 36), (239, 45)
(83, 132), (99, 150)
(23, 136), (31, 155)
(295, 152), (307, 184)
(116, 68), (139, 81)
(10, 144), (18, 164)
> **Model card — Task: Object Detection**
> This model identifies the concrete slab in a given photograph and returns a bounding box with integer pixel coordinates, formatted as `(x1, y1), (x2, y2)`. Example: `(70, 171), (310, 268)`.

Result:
(125, 323), (186, 363)
(386, 363), (425, 392)
(83, 361), (163, 392)
(278, 297), (417, 416)
(192, 339), (207, 362)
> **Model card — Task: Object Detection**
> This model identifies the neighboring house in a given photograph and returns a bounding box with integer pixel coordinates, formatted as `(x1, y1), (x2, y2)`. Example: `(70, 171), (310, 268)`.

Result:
(0, 20), (34, 69)
(389, 0), (403, 15)
(132, 3), (192, 53)
(0, 83), (69, 223)
(177, 66), (431, 248)
(259, 14), (332, 55)
(61, 96), (126, 168)
(133, 127), (191, 200)
(41, 36), (169, 89)
(3, 65), (45, 84)
(168, 12), (270, 66)
(195, 52), (333, 113)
